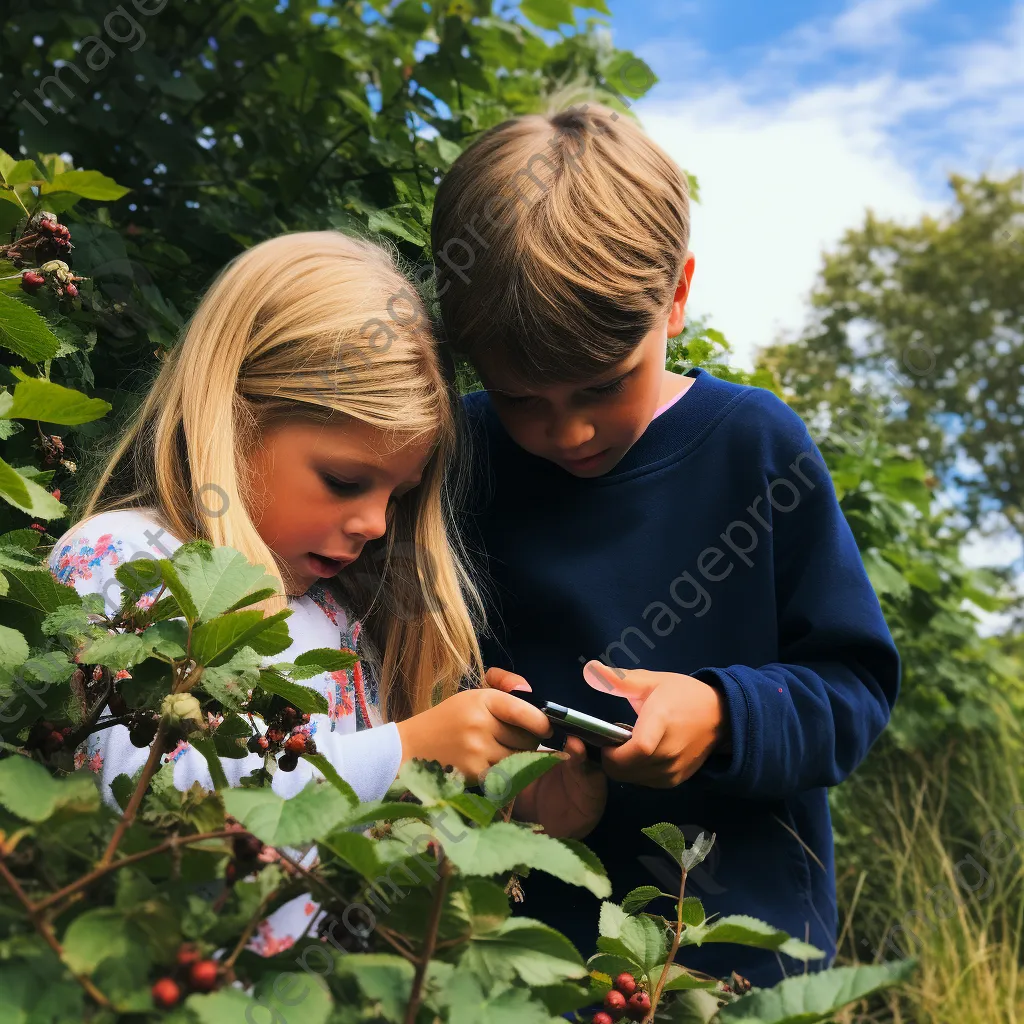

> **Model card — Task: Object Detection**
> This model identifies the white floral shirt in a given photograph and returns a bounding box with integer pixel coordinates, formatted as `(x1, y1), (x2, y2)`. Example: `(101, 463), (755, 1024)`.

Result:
(48, 507), (403, 956)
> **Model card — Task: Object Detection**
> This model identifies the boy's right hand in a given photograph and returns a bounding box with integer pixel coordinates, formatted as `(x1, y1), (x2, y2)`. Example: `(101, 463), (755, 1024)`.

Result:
(396, 688), (552, 783)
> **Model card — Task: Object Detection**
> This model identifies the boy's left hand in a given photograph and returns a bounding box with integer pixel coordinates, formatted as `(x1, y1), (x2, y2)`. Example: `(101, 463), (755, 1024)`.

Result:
(583, 660), (730, 788)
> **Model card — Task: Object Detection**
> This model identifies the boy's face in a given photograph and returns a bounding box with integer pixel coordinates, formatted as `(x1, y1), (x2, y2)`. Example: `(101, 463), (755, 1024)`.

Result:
(479, 256), (695, 479)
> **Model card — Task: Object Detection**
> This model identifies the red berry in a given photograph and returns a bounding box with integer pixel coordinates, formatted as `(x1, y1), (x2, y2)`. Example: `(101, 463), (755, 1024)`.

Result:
(604, 988), (627, 1016)
(283, 733), (306, 755)
(20, 271), (45, 293)
(65, 282), (78, 298)
(592, 1014), (614, 1024)
(626, 991), (651, 1020)
(189, 959), (219, 992)
(176, 943), (201, 967)
(151, 977), (181, 1008)
(266, 727), (285, 744)
(615, 972), (638, 996)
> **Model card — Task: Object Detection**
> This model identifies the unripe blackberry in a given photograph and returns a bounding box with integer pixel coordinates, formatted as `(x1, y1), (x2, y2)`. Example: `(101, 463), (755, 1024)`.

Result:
(614, 973), (637, 996)
(151, 977), (181, 1008)
(604, 989), (627, 1016)
(283, 733), (306, 755)
(626, 991), (650, 1020)
(188, 959), (218, 992)
(247, 733), (269, 754)
(20, 270), (45, 293)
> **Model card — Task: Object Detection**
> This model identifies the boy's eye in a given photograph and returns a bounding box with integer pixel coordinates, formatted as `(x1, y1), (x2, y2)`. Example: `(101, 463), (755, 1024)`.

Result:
(495, 392), (539, 407)
(588, 376), (628, 396)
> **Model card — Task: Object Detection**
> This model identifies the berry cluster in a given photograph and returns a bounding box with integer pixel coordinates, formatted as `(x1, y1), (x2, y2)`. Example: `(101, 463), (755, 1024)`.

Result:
(593, 973), (650, 1023)
(150, 944), (221, 1009)
(20, 258), (84, 300)
(223, 824), (273, 886)
(246, 706), (316, 772)
(23, 720), (73, 758)
(1, 210), (73, 270)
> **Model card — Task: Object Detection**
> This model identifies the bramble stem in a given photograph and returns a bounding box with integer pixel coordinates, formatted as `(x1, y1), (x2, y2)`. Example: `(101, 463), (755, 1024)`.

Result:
(404, 857), (450, 1024)
(646, 864), (689, 1022)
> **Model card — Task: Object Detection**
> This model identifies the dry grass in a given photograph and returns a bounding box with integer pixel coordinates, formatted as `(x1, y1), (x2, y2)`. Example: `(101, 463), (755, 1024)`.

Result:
(830, 731), (1024, 1024)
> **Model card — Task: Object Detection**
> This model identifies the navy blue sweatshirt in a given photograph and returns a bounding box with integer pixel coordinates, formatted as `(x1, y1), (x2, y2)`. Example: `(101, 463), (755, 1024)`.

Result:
(459, 368), (900, 986)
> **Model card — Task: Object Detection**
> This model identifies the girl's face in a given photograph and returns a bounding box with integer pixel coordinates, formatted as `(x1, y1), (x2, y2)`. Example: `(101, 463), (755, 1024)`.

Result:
(243, 417), (432, 596)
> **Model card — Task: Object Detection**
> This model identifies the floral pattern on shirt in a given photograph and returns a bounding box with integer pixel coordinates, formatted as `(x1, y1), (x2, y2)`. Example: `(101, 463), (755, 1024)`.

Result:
(51, 532), (123, 586)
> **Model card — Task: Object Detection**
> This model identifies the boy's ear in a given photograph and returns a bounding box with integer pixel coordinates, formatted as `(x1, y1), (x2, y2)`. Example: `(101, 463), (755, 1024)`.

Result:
(667, 252), (696, 337)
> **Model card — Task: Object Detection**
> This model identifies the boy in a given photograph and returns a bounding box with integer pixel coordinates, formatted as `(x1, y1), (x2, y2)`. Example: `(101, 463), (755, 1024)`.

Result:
(431, 104), (900, 987)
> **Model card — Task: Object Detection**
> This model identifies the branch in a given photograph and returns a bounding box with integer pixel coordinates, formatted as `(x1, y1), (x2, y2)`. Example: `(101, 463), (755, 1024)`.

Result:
(404, 857), (450, 1024)
(36, 829), (237, 914)
(646, 865), (689, 1022)
(0, 858), (112, 1008)
(97, 718), (169, 868)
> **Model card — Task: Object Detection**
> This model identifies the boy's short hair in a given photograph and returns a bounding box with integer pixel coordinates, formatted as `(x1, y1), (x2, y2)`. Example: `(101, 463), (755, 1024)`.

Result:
(431, 103), (690, 386)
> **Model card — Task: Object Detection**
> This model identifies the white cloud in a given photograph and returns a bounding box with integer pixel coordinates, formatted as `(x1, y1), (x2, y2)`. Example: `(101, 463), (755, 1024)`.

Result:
(633, 1), (1024, 367)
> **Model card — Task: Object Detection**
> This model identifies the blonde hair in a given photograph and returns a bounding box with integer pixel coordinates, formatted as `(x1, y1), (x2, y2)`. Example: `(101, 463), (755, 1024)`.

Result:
(75, 231), (483, 721)
(431, 102), (690, 385)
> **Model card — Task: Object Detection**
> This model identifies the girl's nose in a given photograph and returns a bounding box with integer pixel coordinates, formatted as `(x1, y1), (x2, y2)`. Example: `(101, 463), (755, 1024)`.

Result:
(549, 412), (596, 450)
(345, 496), (389, 542)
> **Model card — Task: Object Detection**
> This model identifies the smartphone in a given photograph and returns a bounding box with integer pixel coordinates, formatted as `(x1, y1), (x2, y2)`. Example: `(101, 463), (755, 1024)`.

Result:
(512, 690), (633, 748)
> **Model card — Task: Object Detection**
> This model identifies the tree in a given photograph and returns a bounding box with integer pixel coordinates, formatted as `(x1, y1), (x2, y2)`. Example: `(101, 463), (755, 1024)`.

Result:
(760, 174), (1024, 536)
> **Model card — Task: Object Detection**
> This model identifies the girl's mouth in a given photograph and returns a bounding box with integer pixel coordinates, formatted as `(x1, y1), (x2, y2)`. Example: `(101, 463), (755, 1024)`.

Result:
(305, 553), (352, 577)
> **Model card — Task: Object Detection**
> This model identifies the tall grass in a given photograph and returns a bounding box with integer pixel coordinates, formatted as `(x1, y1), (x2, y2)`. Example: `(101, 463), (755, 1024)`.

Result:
(830, 725), (1024, 1024)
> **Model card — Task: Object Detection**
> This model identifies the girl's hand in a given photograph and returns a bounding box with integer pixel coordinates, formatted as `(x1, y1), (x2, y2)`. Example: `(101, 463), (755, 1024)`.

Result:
(582, 660), (729, 788)
(484, 667), (607, 839)
(396, 687), (552, 783)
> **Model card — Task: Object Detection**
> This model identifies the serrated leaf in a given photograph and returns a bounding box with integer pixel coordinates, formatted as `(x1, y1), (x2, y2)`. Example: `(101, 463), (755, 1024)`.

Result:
(716, 960), (916, 1023)
(0, 756), (99, 822)
(0, 457), (65, 518)
(3, 561), (81, 613)
(164, 544), (281, 623)
(683, 915), (825, 960)
(460, 917), (587, 988)
(6, 377), (110, 425)
(302, 753), (359, 804)
(0, 624), (29, 671)
(292, 647), (359, 676)
(41, 170), (130, 201)
(0, 293), (60, 361)
(255, 669), (329, 715)
(482, 750), (561, 805)
(77, 631), (148, 671)
(441, 821), (610, 898)
(521, 0), (575, 30)
(657, 963), (719, 992)
(596, 913), (668, 972)
(62, 908), (142, 975)
(642, 822), (687, 865)
(222, 779), (357, 846)
(192, 608), (287, 666)
(333, 955), (414, 1021)
(621, 885), (663, 915)
(396, 758), (466, 804)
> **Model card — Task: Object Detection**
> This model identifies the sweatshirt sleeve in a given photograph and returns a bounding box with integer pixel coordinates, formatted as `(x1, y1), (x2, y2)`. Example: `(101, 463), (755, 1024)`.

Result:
(691, 398), (901, 798)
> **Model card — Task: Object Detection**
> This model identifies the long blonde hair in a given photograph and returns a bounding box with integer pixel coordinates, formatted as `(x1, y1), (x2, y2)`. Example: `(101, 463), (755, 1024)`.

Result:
(77, 231), (483, 721)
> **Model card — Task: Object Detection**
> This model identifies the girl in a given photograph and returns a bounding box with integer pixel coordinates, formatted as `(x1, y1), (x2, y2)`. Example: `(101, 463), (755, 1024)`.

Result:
(49, 230), (551, 953)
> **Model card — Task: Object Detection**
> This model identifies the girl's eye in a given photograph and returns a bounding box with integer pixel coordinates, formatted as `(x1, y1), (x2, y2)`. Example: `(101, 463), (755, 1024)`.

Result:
(322, 475), (361, 496)
(498, 393), (539, 407)
(589, 376), (627, 396)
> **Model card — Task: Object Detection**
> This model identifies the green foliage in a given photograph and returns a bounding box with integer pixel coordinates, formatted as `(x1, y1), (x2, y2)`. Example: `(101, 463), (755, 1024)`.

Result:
(759, 173), (1024, 535)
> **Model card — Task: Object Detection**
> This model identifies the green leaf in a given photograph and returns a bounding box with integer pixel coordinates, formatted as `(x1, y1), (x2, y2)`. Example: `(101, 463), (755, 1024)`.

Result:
(659, 989), (722, 1023)
(716, 961), (917, 1023)
(862, 549), (912, 599)
(521, 0), (576, 30)
(78, 631), (148, 671)
(0, 458), (65, 519)
(447, 968), (563, 1024)
(114, 559), (165, 604)
(367, 207), (428, 246)
(222, 779), (357, 846)
(0, 293), (60, 361)
(441, 821), (610, 898)
(200, 648), (263, 711)
(165, 543), (282, 623)
(0, 757), (99, 822)
(192, 609), (288, 666)
(41, 170), (130, 201)
(61, 908), (141, 975)
(657, 963), (720, 992)
(596, 913), (668, 972)
(2, 560), (80, 612)
(291, 647), (359, 676)
(256, 669), (329, 716)
(680, 896), (706, 927)
(139, 620), (189, 659)
(396, 758), (465, 804)
(460, 917), (587, 988)
(448, 791), (500, 826)
(0, 625), (29, 671)
(683, 915), (825, 960)
(333, 954), (414, 1021)
(189, 735), (230, 791)
(642, 822), (687, 865)
(621, 885), (664, 915)
(483, 750), (561, 805)
(5, 378), (110, 425)
(212, 714), (251, 759)
(302, 753), (359, 804)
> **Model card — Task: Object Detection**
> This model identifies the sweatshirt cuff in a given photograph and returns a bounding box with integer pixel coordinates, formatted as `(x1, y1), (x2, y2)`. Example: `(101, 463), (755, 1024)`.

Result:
(691, 668), (750, 788)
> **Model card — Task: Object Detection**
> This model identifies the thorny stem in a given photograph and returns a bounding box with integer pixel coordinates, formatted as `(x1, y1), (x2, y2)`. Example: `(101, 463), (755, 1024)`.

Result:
(0, 858), (112, 1008)
(646, 865), (689, 1022)
(36, 829), (237, 914)
(404, 856), (450, 1024)
(98, 718), (169, 868)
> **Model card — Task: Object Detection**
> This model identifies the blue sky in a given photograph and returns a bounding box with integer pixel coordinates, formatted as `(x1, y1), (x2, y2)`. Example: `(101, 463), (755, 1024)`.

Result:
(599, 0), (1024, 599)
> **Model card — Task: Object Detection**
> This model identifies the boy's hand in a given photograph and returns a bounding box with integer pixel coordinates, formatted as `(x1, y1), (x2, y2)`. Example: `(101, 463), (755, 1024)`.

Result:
(583, 660), (729, 788)
(484, 667), (607, 839)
